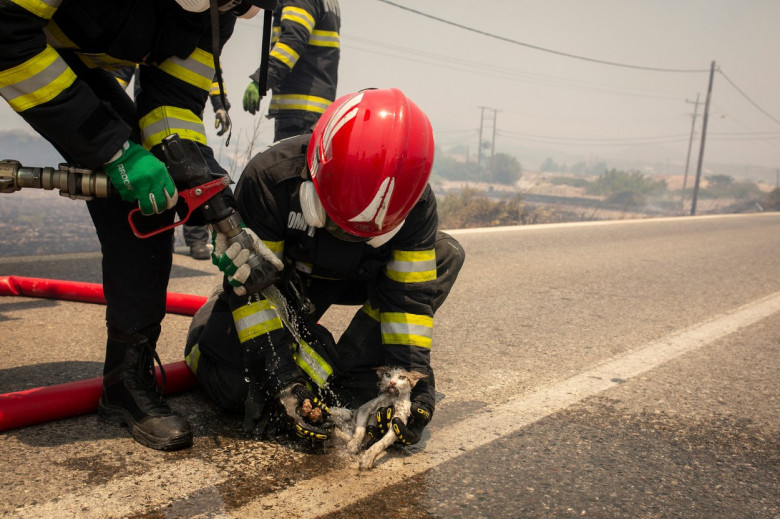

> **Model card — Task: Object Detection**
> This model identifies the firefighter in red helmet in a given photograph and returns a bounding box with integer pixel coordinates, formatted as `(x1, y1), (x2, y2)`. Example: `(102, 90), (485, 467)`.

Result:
(185, 88), (465, 444)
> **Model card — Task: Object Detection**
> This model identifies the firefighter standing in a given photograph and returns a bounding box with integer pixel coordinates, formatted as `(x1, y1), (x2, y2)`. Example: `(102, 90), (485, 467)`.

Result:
(0, 0), (280, 451)
(113, 65), (231, 260)
(186, 88), (466, 444)
(242, 0), (341, 141)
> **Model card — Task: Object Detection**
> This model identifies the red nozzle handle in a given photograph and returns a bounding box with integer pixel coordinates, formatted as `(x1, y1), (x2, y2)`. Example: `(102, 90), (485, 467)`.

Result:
(128, 176), (230, 239)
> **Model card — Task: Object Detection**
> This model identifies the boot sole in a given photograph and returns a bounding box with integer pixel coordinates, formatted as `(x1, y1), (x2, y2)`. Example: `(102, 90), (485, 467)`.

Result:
(98, 402), (193, 451)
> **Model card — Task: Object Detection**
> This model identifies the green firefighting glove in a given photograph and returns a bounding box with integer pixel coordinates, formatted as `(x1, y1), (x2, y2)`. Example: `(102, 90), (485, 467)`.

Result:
(211, 227), (283, 296)
(371, 401), (433, 446)
(242, 81), (260, 114)
(214, 108), (231, 136)
(104, 141), (178, 216)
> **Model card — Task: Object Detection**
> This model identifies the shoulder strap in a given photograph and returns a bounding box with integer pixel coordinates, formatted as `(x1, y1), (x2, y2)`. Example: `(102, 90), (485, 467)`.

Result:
(257, 9), (273, 94)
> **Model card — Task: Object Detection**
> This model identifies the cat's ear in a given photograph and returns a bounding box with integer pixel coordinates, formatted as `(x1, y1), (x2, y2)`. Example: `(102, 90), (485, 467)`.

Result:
(372, 366), (387, 378)
(408, 371), (427, 386)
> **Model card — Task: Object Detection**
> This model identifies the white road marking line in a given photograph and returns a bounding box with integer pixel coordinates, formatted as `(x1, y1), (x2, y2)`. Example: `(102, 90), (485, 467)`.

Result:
(234, 290), (780, 518)
(444, 212), (780, 235)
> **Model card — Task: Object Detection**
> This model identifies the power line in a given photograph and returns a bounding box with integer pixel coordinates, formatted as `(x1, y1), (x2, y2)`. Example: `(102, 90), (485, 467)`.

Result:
(717, 69), (780, 125)
(343, 35), (687, 101)
(376, 0), (710, 73)
(497, 129), (691, 145)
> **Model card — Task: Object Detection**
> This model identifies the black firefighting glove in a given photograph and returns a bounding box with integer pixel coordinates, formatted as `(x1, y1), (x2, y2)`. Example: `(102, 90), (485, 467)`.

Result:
(278, 382), (334, 441)
(369, 401), (433, 446)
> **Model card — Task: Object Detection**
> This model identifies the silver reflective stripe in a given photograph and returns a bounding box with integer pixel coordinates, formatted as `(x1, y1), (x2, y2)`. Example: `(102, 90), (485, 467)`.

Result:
(141, 117), (204, 138)
(381, 320), (433, 340)
(387, 256), (436, 273)
(294, 340), (332, 387)
(0, 50), (68, 102)
(235, 307), (280, 340)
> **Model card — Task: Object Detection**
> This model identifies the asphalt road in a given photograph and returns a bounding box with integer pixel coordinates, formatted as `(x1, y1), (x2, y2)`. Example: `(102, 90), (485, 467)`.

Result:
(1, 213), (778, 518)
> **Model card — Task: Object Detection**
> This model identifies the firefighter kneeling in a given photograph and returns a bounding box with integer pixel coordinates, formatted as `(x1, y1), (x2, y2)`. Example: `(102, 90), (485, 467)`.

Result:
(184, 88), (465, 445)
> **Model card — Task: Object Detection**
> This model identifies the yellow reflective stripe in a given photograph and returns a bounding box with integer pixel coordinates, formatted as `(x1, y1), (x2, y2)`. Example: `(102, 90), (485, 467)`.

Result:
(293, 339), (333, 388)
(157, 48), (214, 91)
(209, 81), (224, 97)
(77, 53), (135, 71)
(281, 6), (315, 32)
(264, 239), (284, 263)
(361, 301), (380, 322)
(381, 312), (433, 348)
(43, 21), (77, 49)
(0, 46), (75, 112)
(232, 299), (283, 343)
(385, 249), (437, 283)
(309, 30), (340, 48)
(269, 94), (332, 114)
(139, 105), (207, 149)
(10, 0), (61, 19)
(270, 42), (300, 69)
(185, 343), (201, 374)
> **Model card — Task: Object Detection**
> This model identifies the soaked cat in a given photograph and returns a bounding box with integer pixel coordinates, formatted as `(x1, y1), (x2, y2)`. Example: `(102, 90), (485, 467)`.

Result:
(339, 366), (427, 470)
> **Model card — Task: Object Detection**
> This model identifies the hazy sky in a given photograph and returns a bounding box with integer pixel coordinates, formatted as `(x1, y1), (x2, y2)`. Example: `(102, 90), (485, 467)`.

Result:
(2, 0), (779, 174)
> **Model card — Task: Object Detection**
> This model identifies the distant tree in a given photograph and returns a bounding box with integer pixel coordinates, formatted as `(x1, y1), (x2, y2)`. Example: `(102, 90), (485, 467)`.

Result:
(588, 161), (607, 176)
(540, 157), (559, 172)
(763, 188), (780, 210)
(706, 174), (734, 187)
(549, 176), (590, 188)
(490, 153), (522, 185)
(570, 161), (588, 174)
(701, 179), (763, 200)
(432, 149), (483, 182)
(586, 168), (667, 199)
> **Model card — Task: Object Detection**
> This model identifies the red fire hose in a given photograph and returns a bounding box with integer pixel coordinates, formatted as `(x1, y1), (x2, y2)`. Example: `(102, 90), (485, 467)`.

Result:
(0, 362), (197, 432)
(0, 276), (207, 432)
(0, 275), (207, 316)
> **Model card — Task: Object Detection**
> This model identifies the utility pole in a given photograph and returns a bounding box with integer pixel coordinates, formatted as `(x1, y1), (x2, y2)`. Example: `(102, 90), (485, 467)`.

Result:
(680, 93), (700, 213)
(477, 107), (498, 176)
(690, 61), (716, 216)
(490, 109), (498, 172)
(477, 106), (486, 171)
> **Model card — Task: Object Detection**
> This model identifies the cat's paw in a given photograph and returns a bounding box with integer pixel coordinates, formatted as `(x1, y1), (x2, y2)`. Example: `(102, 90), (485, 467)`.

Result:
(346, 439), (361, 454)
(358, 452), (377, 470)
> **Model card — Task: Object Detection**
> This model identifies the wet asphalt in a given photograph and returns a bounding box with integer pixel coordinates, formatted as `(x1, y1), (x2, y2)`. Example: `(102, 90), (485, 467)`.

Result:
(1, 213), (779, 518)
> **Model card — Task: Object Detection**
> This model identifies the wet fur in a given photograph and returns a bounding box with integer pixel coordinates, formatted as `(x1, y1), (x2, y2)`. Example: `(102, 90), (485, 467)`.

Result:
(337, 366), (426, 470)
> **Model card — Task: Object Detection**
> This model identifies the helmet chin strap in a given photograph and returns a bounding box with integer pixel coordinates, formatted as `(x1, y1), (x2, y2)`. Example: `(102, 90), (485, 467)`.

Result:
(299, 181), (327, 228)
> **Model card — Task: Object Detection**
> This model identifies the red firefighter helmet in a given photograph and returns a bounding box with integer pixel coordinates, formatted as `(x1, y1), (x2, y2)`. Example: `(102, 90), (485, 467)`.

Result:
(306, 88), (434, 238)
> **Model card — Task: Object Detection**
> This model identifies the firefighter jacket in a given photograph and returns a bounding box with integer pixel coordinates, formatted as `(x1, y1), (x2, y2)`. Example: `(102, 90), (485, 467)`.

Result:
(250, 0), (340, 119)
(0, 0), (236, 171)
(231, 134), (439, 407)
(114, 66), (231, 115)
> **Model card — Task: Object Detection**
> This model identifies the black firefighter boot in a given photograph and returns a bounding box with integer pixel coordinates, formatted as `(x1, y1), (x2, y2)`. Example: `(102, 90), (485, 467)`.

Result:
(98, 326), (193, 450)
